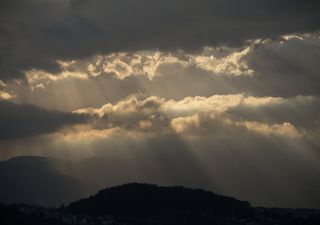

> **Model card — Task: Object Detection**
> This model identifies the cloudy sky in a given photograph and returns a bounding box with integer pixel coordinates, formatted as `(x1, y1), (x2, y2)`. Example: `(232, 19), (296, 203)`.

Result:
(1, 0), (320, 208)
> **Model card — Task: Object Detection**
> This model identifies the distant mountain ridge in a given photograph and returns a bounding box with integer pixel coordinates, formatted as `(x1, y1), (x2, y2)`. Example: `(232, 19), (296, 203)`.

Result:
(0, 156), (82, 206)
(0, 156), (143, 206)
(68, 183), (250, 216)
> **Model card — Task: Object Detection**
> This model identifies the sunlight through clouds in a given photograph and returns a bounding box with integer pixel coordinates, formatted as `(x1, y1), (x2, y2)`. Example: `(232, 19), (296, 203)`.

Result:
(24, 44), (255, 89)
(1, 0), (320, 210)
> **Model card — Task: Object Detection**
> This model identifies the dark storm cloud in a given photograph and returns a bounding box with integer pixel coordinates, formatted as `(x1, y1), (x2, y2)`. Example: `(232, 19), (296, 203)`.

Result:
(1, 0), (320, 80)
(0, 101), (87, 139)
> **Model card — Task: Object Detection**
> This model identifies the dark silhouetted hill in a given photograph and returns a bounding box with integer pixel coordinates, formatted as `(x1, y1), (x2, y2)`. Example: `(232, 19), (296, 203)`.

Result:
(0, 156), (218, 207)
(68, 183), (251, 216)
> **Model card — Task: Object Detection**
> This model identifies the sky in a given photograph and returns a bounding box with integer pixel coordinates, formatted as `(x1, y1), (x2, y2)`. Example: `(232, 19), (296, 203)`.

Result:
(1, 0), (320, 208)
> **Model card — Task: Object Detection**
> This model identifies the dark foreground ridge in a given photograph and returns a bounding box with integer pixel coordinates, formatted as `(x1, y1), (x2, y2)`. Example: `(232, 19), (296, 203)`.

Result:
(68, 183), (250, 216)
(1, 183), (320, 225)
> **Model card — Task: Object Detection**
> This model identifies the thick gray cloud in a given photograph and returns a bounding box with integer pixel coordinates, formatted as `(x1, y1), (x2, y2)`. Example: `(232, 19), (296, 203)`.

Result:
(1, 0), (320, 79)
(242, 36), (320, 97)
(0, 101), (87, 139)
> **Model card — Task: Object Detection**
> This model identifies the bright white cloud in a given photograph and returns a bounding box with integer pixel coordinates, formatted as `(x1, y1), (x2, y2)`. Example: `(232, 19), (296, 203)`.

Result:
(234, 121), (301, 138)
(25, 68), (88, 89)
(190, 46), (254, 76)
(0, 91), (15, 100)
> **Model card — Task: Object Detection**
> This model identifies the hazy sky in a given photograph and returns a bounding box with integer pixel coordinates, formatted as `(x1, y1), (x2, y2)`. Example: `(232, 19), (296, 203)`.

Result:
(1, 0), (320, 208)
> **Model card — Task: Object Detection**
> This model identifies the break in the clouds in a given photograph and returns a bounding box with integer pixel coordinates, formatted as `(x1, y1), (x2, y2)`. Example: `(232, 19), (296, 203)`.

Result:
(1, 0), (320, 80)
